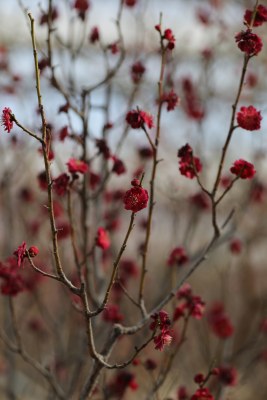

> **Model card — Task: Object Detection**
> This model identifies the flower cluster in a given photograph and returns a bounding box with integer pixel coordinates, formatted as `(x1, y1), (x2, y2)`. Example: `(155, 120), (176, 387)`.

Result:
(207, 302), (234, 339)
(107, 371), (138, 397)
(237, 105), (262, 131)
(235, 29), (263, 56)
(0, 258), (25, 296)
(126, 109), (154, 130)
(230, 159), (256, 179)
(150, 310), (173, 351)
(163, 28), (176, 50)
(13, 242), (39, 268)
(174, 284), (205, 321)
(123, 182), (149, 213)
(178, 143), (202, 179)
(191, 387), (214, 400)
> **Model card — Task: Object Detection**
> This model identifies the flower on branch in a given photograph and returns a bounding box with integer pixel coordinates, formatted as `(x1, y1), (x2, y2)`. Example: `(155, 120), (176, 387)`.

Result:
(230, 159), (256, 179)
(177, 143), (202, 179)
(150, 310), (173, 351)
(1, 107), (13, 133)
(126, 109), (154, 129)
(160, 89), (180, 111)
(163, 28), (176, 50)
(123, 185), (149, 213)
(13, 242), (27, 268)
(244, 4), (267, 27)
(95, 227), (110, 250)
(237, 105), (262, 131)
(67, 158), (88, 174)
(235, 29), (263, 56)
(28, 246), (39, 258)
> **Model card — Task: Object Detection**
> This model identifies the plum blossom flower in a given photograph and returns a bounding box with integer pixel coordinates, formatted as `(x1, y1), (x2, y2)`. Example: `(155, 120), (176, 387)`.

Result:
(178, 143), (202, 179)
(67, 158), (88, 174)
(237, 105), (262, 131)
(230, 159), (256, 179)
(235, 29), (263, 56)
(123, 186), (149, 213)
(13, 242), (27, 268)
(126, 109), (154, 129)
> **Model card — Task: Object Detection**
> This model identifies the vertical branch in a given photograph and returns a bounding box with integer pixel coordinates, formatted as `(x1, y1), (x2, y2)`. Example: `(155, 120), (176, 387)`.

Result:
(28, 13), (77, 292)
(138, 22), (167, 313)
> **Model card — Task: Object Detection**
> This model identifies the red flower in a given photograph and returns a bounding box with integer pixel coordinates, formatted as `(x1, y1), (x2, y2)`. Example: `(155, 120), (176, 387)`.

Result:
(178, 143), (202, 179)
(102, 304), (124, 323)
(126, 109), (154, 129)
(108, 371), (137, 397)
(217, 366), (237, 386)
(112, 158), (126, 175)
(230, 159), (256, 179)
(123, 186), (149, 212)
(67, 158), (88, 174)
(131, 61), (145, 84)
(95, 139), (111, 159)
(89, 27), (100, 43)
(54, 173), (70, 196)
(235, 29), (263, 56)
(207, 302), (234, 339)
(124, 0), (137, 6)
(191, 387), (214, 400)
(59, 126), (69, 141)
(39, 7), (58, 25)
(244, 5), (267, 27)
(13, 242), (27, 268)
(167, 247), (188, 266)
(161, 89), (180, 111)
(154, 328), (173, 351)
(163, 29), (176, 50)
(237, 105), (262, 131)
(150, 310), (171, 331)
(95, 227), (110, 250)
(190, 192), (210, 210)
(73, 0), (90, 12)
(1, 107), (13, 133)
(176, 284), (205, 320)
(28, 246), (39, 258)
